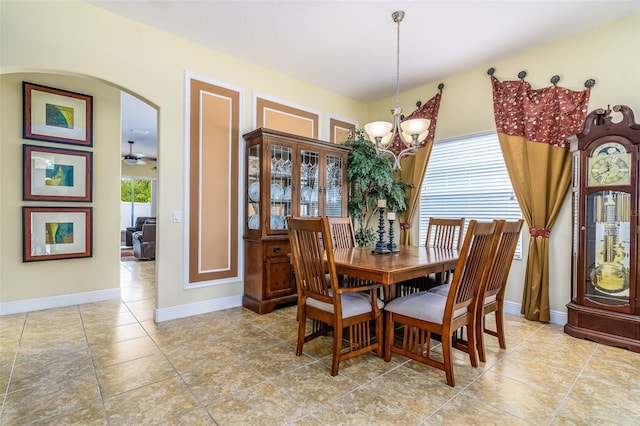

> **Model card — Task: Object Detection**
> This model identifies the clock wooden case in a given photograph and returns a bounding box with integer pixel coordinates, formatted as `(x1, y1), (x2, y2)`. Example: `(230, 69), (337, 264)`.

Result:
(565, 105), (640, 352)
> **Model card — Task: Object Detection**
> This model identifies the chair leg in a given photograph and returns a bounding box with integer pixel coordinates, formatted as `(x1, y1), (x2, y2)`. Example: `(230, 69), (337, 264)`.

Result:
(375, 313), (383, 358)
(441, 331), (455, 387)
(476, 312), (487, 363)
(296, 308), (306, 356)
(495, 306), (506, 349)
(466, 323), (478, 368)
(331, 324), (343, 376)
(383, 312), (394, 362)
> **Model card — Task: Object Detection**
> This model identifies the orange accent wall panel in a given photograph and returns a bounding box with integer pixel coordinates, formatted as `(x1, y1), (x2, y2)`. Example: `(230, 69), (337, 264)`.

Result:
(189, 79), (239, 284)
(256, 98), (318, 139)
(329, 118), (356, 144)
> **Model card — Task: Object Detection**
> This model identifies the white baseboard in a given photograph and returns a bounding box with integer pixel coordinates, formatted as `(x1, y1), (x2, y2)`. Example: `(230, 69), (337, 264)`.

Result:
(154, 294), (242, 322)
(503, 300), (567, 325)
(1, 290), (567, 327)
(0, 288), (121, 316)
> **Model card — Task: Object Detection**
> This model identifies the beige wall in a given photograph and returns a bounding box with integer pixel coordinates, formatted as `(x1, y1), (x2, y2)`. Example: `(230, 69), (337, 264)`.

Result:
(1, 0), (638, 319)
(368, 14), (640, 314)
(0, 1), (367, 314)
(0, 73), (122, 301)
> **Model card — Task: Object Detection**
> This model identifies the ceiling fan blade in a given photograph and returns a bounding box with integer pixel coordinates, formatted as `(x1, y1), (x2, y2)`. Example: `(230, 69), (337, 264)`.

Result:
(122, 141), (155, 165)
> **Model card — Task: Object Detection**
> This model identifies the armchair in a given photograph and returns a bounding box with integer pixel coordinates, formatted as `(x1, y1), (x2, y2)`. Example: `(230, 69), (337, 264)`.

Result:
(125, 216), (155, 246)
(133, 222), (156, 260)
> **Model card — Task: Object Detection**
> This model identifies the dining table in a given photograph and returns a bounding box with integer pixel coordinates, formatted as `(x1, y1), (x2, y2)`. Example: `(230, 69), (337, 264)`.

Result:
(331, 245), (459, 301)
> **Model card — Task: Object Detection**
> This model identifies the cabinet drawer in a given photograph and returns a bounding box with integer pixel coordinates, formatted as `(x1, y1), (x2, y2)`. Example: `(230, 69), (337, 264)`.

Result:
(264, 241), (290, 257)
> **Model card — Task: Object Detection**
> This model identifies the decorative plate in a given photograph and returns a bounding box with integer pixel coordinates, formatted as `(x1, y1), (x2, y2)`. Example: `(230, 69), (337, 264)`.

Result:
(271, 183), (284, 201)
(248, 215), (259, 229)
(248, 182), (260, 202)
(283, 185), (292, 201)
(270, 215), (286, 230)
(301, 186), (313, 203)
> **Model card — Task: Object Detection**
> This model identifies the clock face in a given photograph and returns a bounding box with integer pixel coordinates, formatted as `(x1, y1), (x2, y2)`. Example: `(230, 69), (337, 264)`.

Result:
(587, 142), (631, 186)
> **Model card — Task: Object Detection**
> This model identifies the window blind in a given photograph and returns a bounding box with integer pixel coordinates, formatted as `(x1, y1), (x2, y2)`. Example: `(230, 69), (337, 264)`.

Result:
(419, 131), (523, 258)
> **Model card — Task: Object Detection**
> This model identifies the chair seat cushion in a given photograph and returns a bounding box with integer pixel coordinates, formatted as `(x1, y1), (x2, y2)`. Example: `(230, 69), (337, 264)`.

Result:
(484, 294), (497, 304)
(384, 292), (466, 324)
(307, 292), (384, 319)
(428, 284), (497, 304)
(427, 284), (450, 296)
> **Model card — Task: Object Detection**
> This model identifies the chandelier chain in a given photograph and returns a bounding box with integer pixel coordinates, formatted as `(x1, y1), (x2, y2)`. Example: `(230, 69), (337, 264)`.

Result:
(364, 10), (430, 170)
(395, 14), (401, 110)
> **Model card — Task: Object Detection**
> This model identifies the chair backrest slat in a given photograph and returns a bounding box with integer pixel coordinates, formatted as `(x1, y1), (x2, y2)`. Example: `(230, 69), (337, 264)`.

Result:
(287, 216), (336, 300)
(482, 219), (524, 299)
(426, 217), (465, 251)
(446, 220), (499, 315)
(327, 217), (356, 249)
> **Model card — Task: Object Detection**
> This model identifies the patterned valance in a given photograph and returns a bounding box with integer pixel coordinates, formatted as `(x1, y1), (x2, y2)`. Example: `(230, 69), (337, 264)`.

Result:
(490, 75), (591, 148)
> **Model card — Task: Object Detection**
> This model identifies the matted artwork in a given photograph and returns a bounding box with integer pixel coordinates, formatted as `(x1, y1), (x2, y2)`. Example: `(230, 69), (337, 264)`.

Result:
(23, 82), (93, 146)
(22, 206), (92, 262)
(23, 144), (92, 202)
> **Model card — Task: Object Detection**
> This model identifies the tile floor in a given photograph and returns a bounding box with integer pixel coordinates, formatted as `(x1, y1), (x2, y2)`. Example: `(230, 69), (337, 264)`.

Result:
(1, 259), (639, 425)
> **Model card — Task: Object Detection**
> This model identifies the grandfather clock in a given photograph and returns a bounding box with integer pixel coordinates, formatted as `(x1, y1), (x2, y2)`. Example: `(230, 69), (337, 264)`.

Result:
(565, 105), (640, 352)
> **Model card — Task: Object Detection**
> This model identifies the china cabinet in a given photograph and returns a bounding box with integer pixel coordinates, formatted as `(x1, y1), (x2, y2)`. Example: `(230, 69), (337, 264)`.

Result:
(565, 105), (640, 352)
(243, 128), (350, 314)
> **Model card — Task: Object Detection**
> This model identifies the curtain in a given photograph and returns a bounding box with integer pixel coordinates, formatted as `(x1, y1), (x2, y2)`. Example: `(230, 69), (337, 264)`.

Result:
(490, 75), (590, 321)
(392, 90), (443, 245)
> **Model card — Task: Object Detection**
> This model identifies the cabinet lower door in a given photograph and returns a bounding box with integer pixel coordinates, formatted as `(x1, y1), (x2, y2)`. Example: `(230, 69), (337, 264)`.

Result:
(265, 256), (294, 299)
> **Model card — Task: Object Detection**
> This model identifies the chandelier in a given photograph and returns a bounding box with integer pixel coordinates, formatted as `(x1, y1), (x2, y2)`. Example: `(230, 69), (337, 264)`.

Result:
(364, 10), (430, 170)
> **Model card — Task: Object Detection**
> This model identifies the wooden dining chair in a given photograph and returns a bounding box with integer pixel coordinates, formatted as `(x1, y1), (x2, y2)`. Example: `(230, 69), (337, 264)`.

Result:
(427, 220), (523, 362)
(427, 217), (466, 252)
(383, 220), (499, 387)
(327, 216), (356, 249)
(397, 217), (465, 296)
(287, 216), (384, 376)
(327, 216), (377, 290)
(474, 219), (523, 362)
(427, 217), (466, 285)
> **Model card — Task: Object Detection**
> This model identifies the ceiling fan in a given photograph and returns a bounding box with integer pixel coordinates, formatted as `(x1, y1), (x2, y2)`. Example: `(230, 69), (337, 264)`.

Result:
(122, 140), (155, 165)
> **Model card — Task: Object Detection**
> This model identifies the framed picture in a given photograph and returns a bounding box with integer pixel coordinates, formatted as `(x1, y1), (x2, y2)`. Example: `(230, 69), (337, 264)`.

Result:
(23, 206), (93, 262)
(23, 82), (93, 146)
(23, 144), (93, 202)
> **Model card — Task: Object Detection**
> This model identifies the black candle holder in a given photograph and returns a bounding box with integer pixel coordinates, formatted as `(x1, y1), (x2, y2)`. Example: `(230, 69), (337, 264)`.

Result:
(372, 206), (391, 254)
(387, 218), (399, 253)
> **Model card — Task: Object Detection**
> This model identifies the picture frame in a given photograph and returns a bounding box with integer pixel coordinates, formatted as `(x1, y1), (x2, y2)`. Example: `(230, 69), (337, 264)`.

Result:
(22, 206), (93, 262)
(23, 144), (93, 202)
(23, 82), (93, 146)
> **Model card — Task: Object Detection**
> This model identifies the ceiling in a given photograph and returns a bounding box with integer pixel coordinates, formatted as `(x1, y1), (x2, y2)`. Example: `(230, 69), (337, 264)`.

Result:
(120, 92), (158, 164)
(99, 0), (640, 160)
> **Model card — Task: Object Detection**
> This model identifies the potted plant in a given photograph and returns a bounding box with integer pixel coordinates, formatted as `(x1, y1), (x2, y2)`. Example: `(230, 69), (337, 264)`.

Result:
(344, 129), (409, 246)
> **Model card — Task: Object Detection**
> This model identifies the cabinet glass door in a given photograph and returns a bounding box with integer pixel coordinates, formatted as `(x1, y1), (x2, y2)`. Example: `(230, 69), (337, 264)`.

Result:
(585, 190), (631, 307)
(270, 144), (292, 231)
(299, 149), (319, 217)
(325, 153), (344, 217)
(247, 144), (260, 230)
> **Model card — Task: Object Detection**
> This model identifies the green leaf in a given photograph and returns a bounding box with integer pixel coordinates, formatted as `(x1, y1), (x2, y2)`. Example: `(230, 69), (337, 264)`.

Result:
(344, 129), (408, 238)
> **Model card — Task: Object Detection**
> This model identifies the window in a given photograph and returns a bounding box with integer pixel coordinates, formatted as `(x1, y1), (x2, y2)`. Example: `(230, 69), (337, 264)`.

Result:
(120, 178), (153, 230)
(419, 131), (523, 258)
